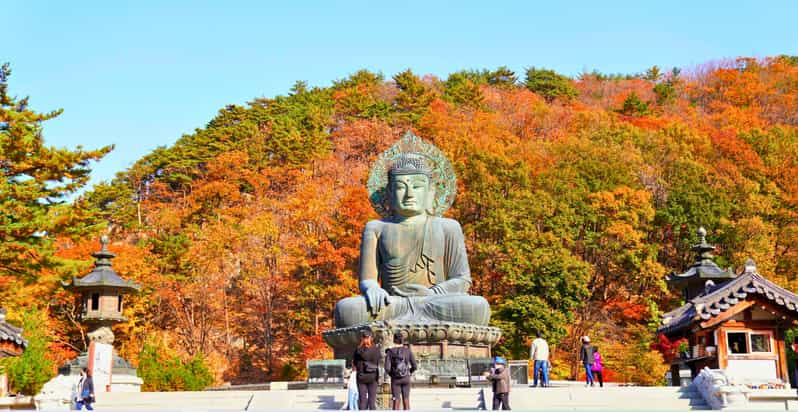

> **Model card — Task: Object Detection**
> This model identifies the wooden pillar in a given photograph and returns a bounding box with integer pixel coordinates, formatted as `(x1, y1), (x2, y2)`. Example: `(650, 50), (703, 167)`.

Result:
(717, 327), (728, 369)
(776, 328), (789, 384)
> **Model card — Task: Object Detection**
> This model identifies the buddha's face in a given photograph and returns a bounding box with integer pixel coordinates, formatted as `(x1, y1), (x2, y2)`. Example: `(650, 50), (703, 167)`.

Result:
(389, 174), (432, 217)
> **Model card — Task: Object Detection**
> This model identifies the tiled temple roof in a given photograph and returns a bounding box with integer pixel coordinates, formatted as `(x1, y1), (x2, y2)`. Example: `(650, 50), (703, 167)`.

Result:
(659, 259), (798, 334)
(0, 309), (27, 349)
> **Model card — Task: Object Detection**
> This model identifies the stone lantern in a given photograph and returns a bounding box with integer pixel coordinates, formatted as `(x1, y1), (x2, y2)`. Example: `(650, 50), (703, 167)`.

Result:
(56, 236), (142, 391)
(62, 236), (140, 344)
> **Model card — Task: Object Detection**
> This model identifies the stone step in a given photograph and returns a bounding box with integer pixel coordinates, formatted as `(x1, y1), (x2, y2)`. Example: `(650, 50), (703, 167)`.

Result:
(93, 386), (715, 411)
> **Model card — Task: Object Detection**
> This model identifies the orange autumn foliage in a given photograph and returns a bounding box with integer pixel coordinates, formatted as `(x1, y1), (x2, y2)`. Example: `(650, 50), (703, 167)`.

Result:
(8, 56), (798, 386)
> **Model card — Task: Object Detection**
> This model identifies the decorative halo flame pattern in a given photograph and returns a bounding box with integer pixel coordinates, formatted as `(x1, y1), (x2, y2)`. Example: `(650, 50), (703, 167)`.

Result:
(367, 131), (457, 218)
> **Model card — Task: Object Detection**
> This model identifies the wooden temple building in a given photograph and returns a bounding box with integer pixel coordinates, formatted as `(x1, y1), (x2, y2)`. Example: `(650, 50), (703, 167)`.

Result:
(659, 227), (798, 386)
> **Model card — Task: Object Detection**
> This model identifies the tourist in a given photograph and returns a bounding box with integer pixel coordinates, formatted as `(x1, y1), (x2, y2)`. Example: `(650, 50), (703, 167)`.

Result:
(76, 367), (95, 410)
(530, 330), (550, 387)
(385, 333), (417, 410)
(579, 336), (595, 387)
(485, 356), (511, 410)
(591, 346), (604, 388)
(352, 330), (381, 410)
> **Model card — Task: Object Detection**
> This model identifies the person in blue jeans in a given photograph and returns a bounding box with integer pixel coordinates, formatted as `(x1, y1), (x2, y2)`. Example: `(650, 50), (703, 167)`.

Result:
(579, 336), (595, 387)
(530, 330), (550, 387)
(75, 368), (95, 410)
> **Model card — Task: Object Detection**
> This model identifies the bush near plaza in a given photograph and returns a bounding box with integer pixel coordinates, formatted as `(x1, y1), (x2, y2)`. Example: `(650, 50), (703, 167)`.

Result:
(137, 336), (214, 391)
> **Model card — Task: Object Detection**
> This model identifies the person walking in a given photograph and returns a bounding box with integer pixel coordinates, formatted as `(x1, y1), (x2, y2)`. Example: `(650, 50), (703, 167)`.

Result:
(579, 336), (595, 387)
(529, 330), (550, 387)
(75, 367), (95, 410)
(352, 330), (381, 410)
(385, 333), (417, 410)
(485, 356), (511, 410)
(591, 346), (604, 388)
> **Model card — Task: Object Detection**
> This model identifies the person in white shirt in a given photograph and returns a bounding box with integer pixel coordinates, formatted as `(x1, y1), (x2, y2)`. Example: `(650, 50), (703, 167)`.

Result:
(530, 330), (550, 387)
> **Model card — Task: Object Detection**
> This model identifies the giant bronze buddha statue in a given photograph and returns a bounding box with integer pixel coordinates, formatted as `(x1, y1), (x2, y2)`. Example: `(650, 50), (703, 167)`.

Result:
(324, 132), (500, 360)
(329, 131), (497, 339)
(333, 155), (491, 328)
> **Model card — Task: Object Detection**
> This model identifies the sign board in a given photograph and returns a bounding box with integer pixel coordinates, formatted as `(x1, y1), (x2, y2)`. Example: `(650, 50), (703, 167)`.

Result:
(468, 358), (493, 385)
(726, 359), (778, 382)
(509, 361), (529, 385)
(306, 359), (346, 385)
(88, 341), (113, 392)
(412, 358), (469, 386)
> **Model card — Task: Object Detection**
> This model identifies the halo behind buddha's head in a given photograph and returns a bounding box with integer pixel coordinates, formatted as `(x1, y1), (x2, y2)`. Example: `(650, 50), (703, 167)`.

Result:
(367, 131), (457, 218)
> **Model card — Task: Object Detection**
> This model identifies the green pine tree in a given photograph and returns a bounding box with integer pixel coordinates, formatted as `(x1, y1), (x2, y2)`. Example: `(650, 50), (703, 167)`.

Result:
(393, 69), (436, 123)
(0, 63), (111, 279)
(524, 67), (578, 102)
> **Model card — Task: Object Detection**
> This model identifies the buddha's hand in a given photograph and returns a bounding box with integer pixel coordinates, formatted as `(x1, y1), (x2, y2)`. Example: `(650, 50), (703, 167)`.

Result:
(361, 280), (390, 316)
(392, 284), (434, 297)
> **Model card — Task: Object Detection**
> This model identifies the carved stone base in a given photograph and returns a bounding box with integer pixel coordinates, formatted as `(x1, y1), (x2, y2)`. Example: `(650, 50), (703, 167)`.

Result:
(58, 352), (139, 378)
(323, 320), (501, 364)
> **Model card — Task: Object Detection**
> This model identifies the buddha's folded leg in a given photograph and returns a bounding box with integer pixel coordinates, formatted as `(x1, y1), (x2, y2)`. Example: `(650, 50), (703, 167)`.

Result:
(420, 294), (491, 325)
(333, 295), (413, 328)
(334, 296), (371, 328)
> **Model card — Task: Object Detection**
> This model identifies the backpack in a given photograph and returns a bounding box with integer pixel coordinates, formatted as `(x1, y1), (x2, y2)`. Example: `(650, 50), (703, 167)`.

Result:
(390, 347), (411, 378)
(591, 351), (603, 372)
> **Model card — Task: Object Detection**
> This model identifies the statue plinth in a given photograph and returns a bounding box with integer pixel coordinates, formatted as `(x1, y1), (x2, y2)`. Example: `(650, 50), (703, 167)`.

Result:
(323, 320), (501, 363)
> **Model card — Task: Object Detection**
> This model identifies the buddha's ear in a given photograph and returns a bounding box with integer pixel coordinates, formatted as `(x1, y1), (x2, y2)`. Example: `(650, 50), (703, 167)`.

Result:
(426, 184), (437, 215)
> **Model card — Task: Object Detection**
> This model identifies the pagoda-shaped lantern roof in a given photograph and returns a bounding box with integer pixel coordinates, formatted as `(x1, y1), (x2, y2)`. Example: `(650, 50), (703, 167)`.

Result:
(62, 236), (140, 292)
(666, 227), (735, 299)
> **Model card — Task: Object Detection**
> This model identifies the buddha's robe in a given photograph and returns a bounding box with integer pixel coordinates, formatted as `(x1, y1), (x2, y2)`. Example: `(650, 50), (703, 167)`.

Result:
(334, 216), (490, 327)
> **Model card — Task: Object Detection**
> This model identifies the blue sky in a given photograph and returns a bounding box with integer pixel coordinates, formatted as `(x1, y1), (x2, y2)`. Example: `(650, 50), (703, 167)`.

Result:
(5, 1), (798, 190)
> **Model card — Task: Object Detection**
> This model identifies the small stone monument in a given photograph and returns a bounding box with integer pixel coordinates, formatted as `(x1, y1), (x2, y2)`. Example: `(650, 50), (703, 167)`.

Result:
(58, 236), (143, 391)
(324, 132), (501, 367)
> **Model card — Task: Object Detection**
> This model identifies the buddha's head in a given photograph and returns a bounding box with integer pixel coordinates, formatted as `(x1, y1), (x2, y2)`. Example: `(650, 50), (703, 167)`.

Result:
(388, 154), (434, 218)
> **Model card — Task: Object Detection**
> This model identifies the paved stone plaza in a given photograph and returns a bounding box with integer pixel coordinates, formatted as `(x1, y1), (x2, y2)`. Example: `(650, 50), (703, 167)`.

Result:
(85, 384), (798, 411)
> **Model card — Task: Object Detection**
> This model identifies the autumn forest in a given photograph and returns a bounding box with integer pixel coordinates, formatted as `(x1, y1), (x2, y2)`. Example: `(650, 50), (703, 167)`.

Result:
(3, 55), (798, 390)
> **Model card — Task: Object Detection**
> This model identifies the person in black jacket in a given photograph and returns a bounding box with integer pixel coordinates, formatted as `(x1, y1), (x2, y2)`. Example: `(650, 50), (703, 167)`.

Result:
(579, 336), (595, 387)
(352, 330), (381, 410)
(385, 333), (417, 410)
(76, 367), (95, 410)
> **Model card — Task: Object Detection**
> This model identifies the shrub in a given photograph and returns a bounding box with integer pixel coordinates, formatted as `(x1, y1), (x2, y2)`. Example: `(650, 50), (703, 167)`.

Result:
(619, 92), (651, 116)
(138, 338), (214, 391)
(0, 309), (55, 395)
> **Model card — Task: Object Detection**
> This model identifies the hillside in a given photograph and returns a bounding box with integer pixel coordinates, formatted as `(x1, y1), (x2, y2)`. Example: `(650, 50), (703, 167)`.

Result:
(6, 56), (798, 387)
